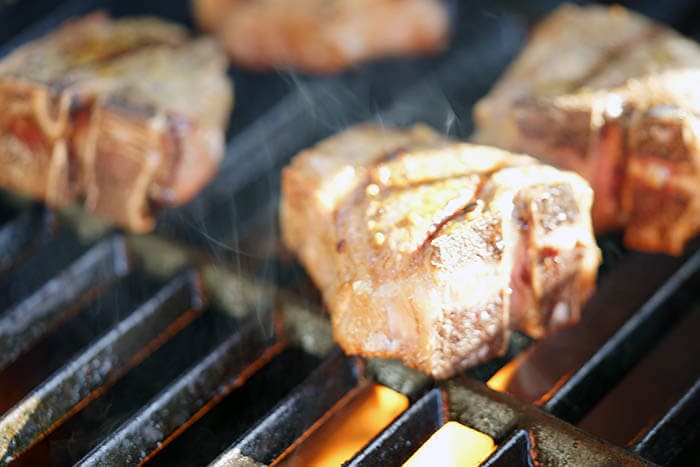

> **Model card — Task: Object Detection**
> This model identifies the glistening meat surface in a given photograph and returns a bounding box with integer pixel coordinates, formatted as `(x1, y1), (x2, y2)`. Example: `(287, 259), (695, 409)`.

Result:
(193, 0), (449, 73)
(475, 3), (700, 255)
(0, 13), (233, 231)
(280, 124), (600, 378)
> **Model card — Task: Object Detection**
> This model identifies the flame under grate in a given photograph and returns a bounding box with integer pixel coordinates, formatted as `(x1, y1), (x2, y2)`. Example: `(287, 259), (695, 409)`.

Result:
(0, 0), (699, 466)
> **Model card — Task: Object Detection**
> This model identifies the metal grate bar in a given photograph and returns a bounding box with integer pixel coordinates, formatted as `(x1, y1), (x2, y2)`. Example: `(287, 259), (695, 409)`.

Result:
(210, 348), (359, 466)
(147, 348), (322, 467)
(632, 377), (700, 465)
(345, 388), (444, 467)
(542, 248), (700, 422)
(0, 270), (200, 465)
(488, 248), (699, 405)
(445, 378), (652, 466)
(77, 308), (279, 466)
(578, 303), (700, 447)
(0, 269), (169, 415)
(481, 429), (534, 467)
(0, 234), (128, 371)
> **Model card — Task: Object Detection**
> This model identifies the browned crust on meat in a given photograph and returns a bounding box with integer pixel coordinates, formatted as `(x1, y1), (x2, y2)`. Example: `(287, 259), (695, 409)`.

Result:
(281, 124), (600, 378)
(475, 3), (700, 255)
(0, 14), (232, 232)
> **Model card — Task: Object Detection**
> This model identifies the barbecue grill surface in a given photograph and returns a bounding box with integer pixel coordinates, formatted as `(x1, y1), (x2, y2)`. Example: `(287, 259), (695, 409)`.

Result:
(0, 0), (699, 466)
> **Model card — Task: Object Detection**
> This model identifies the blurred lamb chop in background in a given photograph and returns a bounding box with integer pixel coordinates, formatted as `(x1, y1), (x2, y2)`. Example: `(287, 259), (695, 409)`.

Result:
(0, 13), (233, 232)
(193, 0), (450, 74)
(475, 3), (700, 255)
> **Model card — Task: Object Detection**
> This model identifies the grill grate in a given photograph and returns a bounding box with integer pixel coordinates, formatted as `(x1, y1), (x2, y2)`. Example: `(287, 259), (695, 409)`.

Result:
(0, 0), (699, 466)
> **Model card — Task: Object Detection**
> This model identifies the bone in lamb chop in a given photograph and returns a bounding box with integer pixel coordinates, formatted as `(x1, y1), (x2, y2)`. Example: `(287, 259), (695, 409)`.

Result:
(280, 124), (600, 379)
(475, 3), (700, 255)
(192, 0), (449, 74)
(0, 13), (233, 232)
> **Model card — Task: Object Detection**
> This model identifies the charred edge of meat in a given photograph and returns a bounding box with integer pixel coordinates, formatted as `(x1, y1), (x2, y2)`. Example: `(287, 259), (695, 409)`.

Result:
(628, 106), (697, 165)
(512, 97), (597, 162)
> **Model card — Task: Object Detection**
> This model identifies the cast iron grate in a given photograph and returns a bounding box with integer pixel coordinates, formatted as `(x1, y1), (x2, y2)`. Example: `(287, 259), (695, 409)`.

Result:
(0, 0), (698, 466)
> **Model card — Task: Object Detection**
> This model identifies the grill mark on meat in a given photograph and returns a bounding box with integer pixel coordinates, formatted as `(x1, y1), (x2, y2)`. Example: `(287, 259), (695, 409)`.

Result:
(575, 25), (663, 90)
(415, 159), (528, 256)
(346, 154), (527, 260)
(418, 177), (502, 259)
(282, 124), (600, 378)
(377, 146), (408, 163)
(417, 190), (484, 255)
(42, 41), (181, 95)
(330, 141), (442, 224)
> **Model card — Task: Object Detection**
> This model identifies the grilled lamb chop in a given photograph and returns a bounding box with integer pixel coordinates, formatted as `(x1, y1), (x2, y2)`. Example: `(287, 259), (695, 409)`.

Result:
(281, 124), (600, 378)
(193, 0), (449, 74)
(0, 13), (232, 231)
(475, 3), (700, 255)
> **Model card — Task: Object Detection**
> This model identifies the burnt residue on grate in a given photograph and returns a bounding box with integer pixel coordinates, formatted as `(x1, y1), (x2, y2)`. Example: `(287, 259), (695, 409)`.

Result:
(0, 270), (202, 465)
(146, 347), (322, 467)
(0, 0), (700, 466)
(76, 316), (279, 466)
(210, 349), (359, 466)
(0, 270), (172, 416)
(0, 233), (129, 372)
(444, 378), (653, 466)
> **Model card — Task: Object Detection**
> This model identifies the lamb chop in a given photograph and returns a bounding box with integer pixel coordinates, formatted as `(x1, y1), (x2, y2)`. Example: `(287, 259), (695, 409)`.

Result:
(0, 13), (233, 231)
(193, 0), (449, 74)
(281, 124), (600, 378)
(474, 3), (700, 255)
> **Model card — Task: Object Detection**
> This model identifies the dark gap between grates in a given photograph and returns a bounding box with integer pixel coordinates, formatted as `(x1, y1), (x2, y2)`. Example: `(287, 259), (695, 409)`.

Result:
(632, 377), (700, 466)
(0, 232), (128, 372)
(0, 231), (105, 310)
(209, 349), (358, 466)
(578, 301), (700, 447)
(489, 246), (700, 405)
(344, 388), (444, 467)
(0, 270), (201, 466)
(0, 269), (165, 415)
(139, 347), (322, 467)
(542, 246), (700, 423)
(0, 0), (74, 46)
(18, 304), (244, 466)
(0, 201), (53, 274)
(76, 304), (279, 466)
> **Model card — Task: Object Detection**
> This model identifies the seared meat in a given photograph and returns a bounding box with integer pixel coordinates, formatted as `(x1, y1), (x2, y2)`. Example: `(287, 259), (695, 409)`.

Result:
(193, 0), (449, 74)
(0, 13), (232, 231)
(475, 4), (700, 254)
(281, 124), (599, 378)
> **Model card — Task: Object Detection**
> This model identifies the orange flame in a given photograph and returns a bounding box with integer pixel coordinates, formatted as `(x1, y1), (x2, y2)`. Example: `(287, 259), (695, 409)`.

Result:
(275, 383), (408, 466)
(486, 353), (527, 393)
